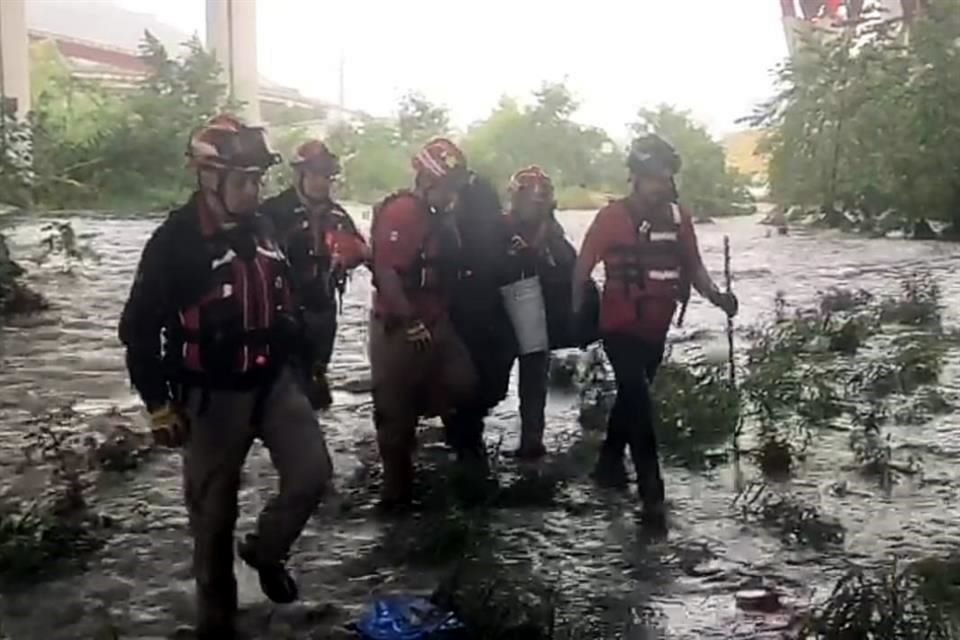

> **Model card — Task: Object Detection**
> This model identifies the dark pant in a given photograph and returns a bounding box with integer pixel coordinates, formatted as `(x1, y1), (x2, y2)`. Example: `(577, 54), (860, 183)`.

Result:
(517, 351), (549, 449)
(601, 334), (666, 504)
(442, 315), (515, 456)
(181, 368), (332, 634)
(303, 307), (338, 372)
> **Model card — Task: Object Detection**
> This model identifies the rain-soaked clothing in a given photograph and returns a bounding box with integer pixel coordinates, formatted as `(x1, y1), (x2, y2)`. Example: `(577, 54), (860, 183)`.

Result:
(579, 197), (705, 506)
(369, 191), (477, 503)
(442, 174), (516, 456)
(596, 335), (666, 504)
(180, 369), (331, 634)
(118, 192), (332, 635)
(368, 313), (476, 503)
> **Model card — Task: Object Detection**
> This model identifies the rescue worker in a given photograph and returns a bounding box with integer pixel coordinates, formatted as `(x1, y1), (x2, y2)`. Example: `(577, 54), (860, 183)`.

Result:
(118, 115), (333, 639)
(571, 134), (738, 525)
(500, 166), (578, 459)
(260, 139), (369, 410)
(369, 137), (478, 509)
(441, 160), (516, 465)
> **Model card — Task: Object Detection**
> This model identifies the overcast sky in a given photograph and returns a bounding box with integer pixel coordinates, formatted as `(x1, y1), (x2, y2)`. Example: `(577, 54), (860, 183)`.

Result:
(110, 0), (790, 138)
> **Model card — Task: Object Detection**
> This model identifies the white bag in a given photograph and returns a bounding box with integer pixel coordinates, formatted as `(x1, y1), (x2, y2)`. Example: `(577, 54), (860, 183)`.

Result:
(500, 275), (549, 355)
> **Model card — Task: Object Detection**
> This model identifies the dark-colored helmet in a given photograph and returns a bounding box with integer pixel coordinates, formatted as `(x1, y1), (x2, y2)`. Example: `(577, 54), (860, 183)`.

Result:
(290, 139), (341, 176)
(187, 114), (281, 173)
(626, 134), (681, 178)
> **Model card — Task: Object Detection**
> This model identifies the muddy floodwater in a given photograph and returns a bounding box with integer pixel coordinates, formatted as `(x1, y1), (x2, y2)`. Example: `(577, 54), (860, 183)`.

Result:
(2, 209), (960, 639)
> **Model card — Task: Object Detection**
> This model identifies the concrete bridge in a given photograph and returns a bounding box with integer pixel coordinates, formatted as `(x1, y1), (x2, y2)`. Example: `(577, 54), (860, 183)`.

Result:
(1, 0), (261, 122)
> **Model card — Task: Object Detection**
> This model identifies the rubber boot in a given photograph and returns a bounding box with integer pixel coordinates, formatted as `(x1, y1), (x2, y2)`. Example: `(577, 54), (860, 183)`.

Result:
(591, 446), (629, 490)
(305, 371), (333, 411)
(379, 449), (414, 512)
(514, 417), (547, 461)
(237, 534), (299, 604)
(513, 352), (548, 460)
(195, 583), (238, 640)
(634, 462), (666, 530)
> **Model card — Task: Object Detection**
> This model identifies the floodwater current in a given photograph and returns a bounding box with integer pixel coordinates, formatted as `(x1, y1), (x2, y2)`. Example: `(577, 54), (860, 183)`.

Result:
(1, 209), (960, 639)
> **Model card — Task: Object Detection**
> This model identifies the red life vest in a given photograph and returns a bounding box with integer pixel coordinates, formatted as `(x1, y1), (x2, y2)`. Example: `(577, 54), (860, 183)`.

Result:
(371, 191), (462, 294)
(603, 201), (690, 304)
(175, 231), (292, 385)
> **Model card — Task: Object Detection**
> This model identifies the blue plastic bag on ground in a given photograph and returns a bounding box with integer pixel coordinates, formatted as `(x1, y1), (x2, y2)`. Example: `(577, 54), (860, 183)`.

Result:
(353, 596), (464, 640)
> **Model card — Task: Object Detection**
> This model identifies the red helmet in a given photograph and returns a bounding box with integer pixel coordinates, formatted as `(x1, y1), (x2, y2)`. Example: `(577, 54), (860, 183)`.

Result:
(290, 139), (341, 177)
(411, 137), (467, 179)
(187, 114), (280, 173)
(508, 165), (554, 203)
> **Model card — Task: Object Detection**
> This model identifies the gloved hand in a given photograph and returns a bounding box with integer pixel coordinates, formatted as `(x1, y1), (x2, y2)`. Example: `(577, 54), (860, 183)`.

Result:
(149, 404), (189, 448)
(405, 319), (432, 352)
(307, 364), (333, 411)
(711, 290), (739, 318)
(509, 235), (529, 253)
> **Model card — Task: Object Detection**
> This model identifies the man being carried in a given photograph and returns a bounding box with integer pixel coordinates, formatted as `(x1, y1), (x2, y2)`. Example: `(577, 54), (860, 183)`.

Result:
(119, 115), (333, 639)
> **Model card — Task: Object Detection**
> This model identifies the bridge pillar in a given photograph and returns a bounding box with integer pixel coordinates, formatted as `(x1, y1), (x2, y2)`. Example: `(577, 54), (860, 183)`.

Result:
(0, 0), (31, 118)
(206, 0), (260, 123)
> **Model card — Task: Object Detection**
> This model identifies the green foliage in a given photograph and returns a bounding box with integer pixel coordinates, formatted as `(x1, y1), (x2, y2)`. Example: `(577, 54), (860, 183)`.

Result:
(633, 105), (756, 219)
(464, 83), (625, 203)
(799, 562), (956, 639)
(7, 30), (229, 211)
(653, 359), (740, 468)
(10, 44), (755, 213)
(752, 0), (960, 232)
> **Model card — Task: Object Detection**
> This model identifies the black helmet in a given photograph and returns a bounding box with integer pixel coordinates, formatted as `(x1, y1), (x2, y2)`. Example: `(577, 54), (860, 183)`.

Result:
(626, 134), (681, 178)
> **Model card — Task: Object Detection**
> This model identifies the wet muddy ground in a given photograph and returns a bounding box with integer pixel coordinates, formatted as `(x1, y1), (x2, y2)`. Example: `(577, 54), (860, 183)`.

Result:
(1, 210), (960, 639)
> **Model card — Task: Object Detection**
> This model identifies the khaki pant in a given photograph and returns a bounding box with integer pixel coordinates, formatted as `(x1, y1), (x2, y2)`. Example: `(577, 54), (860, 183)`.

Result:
(368, 313), (476, 502)
(180, 368), (332, 634)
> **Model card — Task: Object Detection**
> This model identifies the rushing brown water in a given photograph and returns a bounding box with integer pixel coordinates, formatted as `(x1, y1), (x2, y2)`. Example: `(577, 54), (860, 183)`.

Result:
(1, 209), (960, 639)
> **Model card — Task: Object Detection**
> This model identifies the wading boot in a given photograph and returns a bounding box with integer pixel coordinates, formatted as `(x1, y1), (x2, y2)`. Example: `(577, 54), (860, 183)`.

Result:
(306, 370), (333, 411)
(378, 451), (414, 513)
(635, 465), (667, 532)
(512, 442), (547, 461)
(512, 412), (547, 461)
(237, 535), (299, 604)
(591, 448), (629, 490)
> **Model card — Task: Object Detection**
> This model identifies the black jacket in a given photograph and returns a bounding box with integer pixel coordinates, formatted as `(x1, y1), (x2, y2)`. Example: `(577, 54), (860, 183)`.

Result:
(118, 193), (296, 411)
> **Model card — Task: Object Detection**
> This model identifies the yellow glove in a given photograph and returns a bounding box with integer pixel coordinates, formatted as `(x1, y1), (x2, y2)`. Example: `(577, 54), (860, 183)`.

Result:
(149, 404), (189, 448)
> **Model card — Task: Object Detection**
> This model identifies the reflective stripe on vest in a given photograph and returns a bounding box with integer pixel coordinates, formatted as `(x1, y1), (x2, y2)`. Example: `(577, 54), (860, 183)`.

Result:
(648, 269), (681, 281)
(650, 231), (678, 242)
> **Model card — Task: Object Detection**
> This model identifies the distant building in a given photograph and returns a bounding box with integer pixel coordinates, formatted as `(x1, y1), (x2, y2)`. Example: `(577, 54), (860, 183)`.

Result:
(23, 1), (364, 127)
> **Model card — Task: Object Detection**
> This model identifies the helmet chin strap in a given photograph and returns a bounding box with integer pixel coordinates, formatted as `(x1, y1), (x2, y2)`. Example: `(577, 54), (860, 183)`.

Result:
(199, 170), (251, 225)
